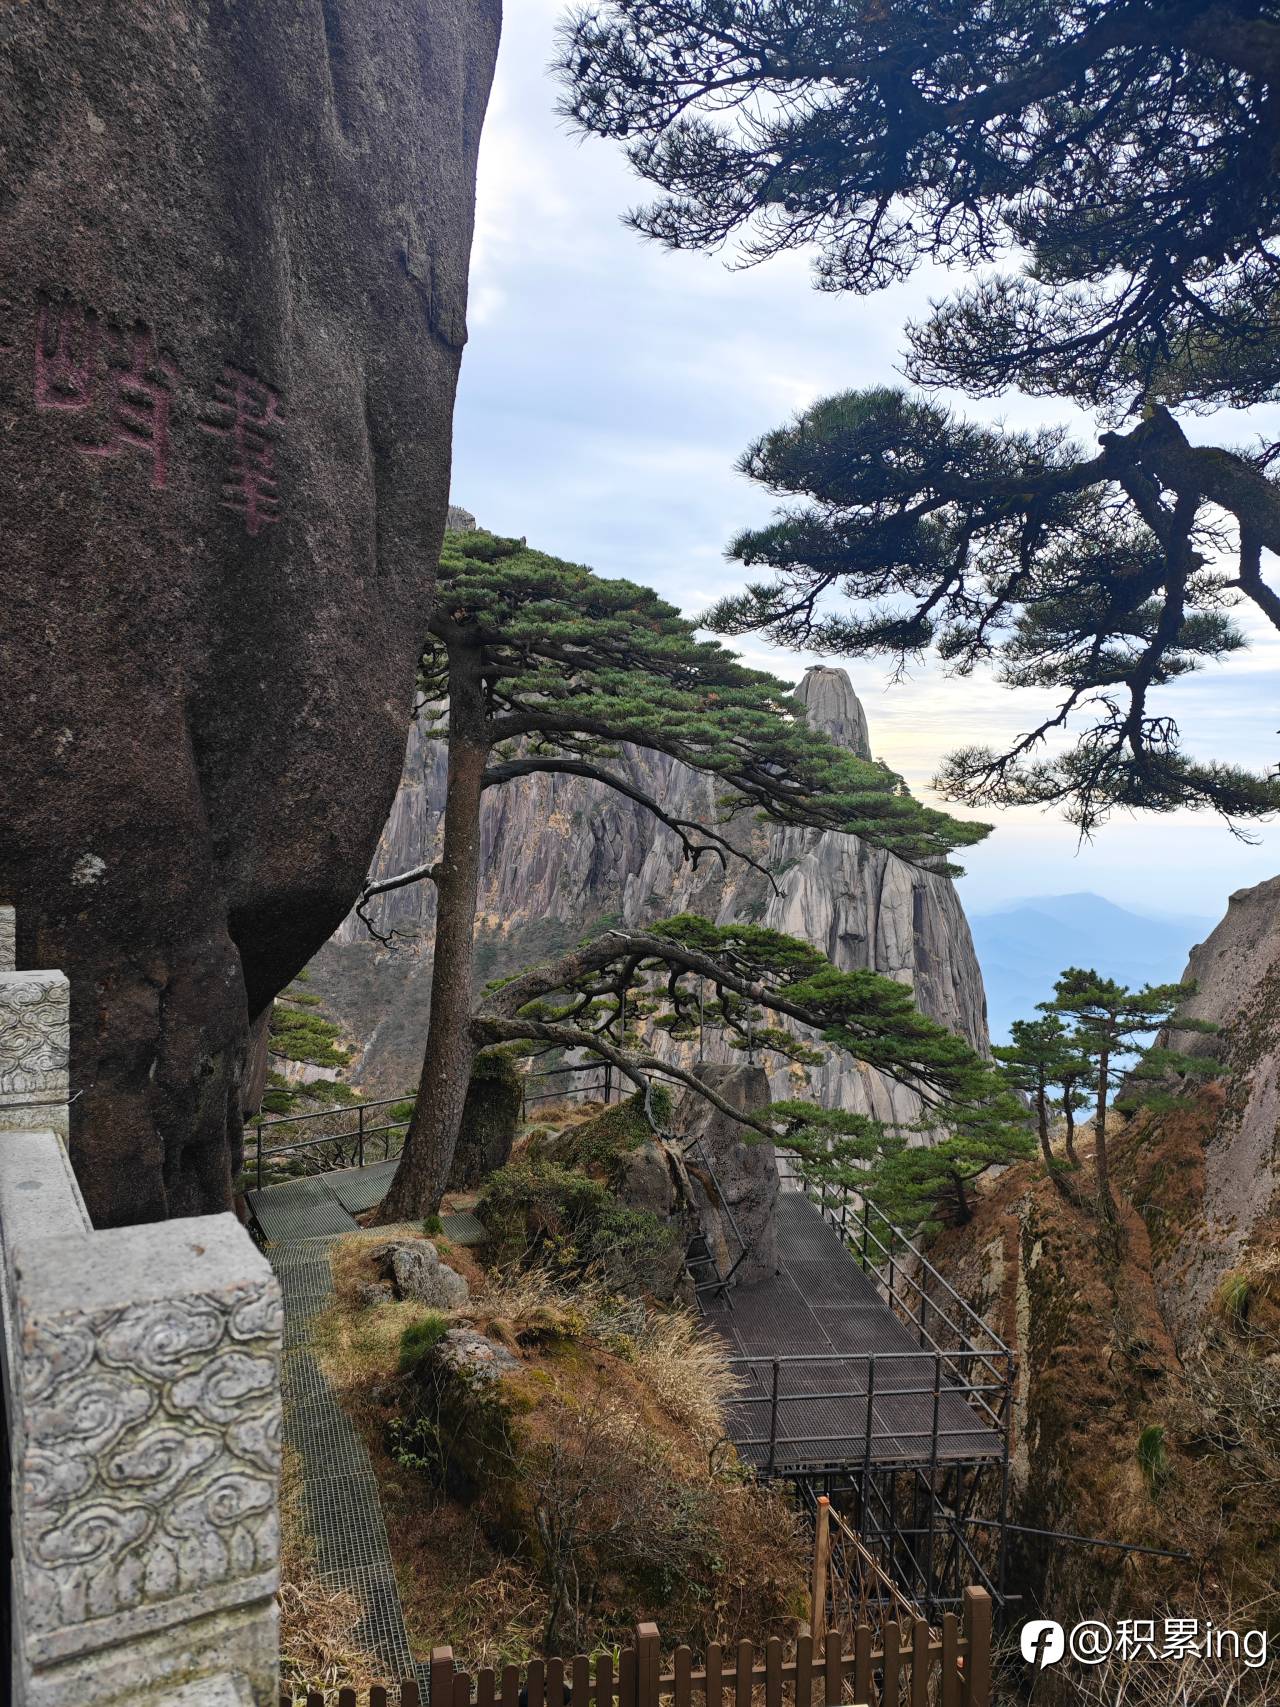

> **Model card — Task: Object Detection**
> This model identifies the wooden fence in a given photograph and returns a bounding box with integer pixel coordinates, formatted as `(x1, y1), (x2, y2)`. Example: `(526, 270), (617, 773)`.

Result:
(280, 1590), (992, 1707)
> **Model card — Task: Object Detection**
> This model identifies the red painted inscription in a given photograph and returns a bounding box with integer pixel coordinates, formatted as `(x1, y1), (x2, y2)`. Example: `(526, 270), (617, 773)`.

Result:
(199, 366), (284, 536)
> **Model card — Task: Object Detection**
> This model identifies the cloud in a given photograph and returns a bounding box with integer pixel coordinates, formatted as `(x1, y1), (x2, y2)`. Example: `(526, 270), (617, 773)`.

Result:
(451, 5), (1280, 924)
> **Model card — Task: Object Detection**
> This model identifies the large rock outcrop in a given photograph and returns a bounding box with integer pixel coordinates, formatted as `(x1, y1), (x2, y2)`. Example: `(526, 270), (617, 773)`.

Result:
(915, 876), (1280, 1647)
(1150, 875), (1280, 1346)
(675, 1064), (779, 1285)
(308, 664), (989, 1124)
(0, 5), (501, 1224)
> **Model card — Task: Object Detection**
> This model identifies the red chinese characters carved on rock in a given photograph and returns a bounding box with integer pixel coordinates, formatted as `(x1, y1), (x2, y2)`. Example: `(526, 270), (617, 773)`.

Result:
(34, 302), (177, 490)
(199, 365), (285, 536)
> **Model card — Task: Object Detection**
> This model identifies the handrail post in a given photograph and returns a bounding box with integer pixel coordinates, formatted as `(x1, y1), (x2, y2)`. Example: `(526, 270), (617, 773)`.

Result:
(860, 1196), (870, 1272)
(431, 1645), (455, 1707)
(255, 1122), (263, 1192)
(358, 1103), (365, 1170)
(962, 1586), (993, 1707)
(860, 1358), (875, 1538)
(923, 1353), (942, 1611)
(635, 1621), (660, 1707)
(809, 1495), (831, 1648)
(766, 1358), (781, 1475)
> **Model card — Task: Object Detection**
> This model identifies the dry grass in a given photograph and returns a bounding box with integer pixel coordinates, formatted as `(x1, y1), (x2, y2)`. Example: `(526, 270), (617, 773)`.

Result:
(630, 1309), (740, 1447)
(302, 1227), (806, 1666)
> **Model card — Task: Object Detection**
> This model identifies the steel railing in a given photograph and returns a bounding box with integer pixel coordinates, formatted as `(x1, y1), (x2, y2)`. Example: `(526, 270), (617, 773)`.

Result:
(251, 1093), (416, 1191)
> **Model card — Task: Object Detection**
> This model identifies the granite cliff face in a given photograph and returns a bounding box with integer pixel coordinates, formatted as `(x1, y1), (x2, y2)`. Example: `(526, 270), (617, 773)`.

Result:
(914, 876), (1280, 1641)
(307, 666), (989, 1123)
(0, 4), (500, 1224)
(1152, 875), (1280, 1345)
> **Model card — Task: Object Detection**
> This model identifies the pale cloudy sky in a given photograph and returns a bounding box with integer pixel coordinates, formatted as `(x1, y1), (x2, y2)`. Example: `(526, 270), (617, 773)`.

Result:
(449, 1), (1280, 924)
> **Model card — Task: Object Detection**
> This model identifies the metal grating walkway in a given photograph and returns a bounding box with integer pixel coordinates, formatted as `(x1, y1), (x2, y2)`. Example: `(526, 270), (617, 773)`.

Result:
(704, 1192), (1003, 1474)
(272, 1233), (420, 1680)
(249, 1163), (492, 1250)
(250, 1175), (360, 1242)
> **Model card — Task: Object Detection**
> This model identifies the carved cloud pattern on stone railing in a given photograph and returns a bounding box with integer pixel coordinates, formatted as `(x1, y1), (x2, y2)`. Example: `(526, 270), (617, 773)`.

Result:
(0, 971), (70, 1099)
(18, 1277), (283, 1638)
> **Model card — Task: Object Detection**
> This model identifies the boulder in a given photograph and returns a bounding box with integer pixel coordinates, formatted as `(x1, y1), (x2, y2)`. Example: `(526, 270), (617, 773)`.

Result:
(434, 1326), (522, 1386)
(675, 1063), (779, 1285)
(0, 3), (501, 1224)
(615, 1139), (679, 1220)
(381, 1238), (469, 1308)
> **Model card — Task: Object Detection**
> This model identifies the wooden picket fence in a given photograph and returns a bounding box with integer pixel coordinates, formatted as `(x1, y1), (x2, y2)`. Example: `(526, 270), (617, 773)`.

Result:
(280, 1588), (992, 1707)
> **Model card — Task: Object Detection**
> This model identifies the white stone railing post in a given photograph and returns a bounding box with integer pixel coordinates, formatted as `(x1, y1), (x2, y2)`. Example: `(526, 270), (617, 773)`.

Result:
(0, 906), (69, 1138)
(0, 907), (283, 1707)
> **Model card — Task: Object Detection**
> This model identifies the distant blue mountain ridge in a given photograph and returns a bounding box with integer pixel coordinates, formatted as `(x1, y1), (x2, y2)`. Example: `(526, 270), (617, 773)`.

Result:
(966, 892), (1217, 1045)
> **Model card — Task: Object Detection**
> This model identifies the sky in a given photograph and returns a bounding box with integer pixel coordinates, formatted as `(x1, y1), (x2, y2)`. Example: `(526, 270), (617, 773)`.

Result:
(448, 1), (1280, 924)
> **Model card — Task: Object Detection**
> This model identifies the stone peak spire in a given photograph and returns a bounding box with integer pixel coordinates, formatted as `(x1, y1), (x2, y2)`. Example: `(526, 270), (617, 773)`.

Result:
(795, 665), (872, 760)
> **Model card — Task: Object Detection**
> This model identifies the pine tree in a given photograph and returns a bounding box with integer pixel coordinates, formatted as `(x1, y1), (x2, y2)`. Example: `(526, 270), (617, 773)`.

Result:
(710, 389), (1279, 832)
(1045, 969), (1215, 1229)
(375, 532), (986, 1220)
(466, 913), (1027, 1235)
(994, 1014), (1092, 1174)
(558, 4), (1280, 831)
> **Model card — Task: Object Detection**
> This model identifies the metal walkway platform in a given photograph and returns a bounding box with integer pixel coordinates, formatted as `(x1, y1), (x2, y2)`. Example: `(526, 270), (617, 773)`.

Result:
(247, 1163), (490, 1247)
(705, 1192), (1005, 1474)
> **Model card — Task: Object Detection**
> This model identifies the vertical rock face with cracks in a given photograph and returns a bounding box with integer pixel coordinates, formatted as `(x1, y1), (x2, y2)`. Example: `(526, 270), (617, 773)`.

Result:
(0, 3), (501, 1225)
(1154, 875), (1280, 1345)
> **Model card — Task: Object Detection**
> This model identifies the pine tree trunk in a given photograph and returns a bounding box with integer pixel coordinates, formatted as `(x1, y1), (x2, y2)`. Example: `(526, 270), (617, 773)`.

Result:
(1094, 1043), (1117, 1222)
(1035, 1082), (1054, 1169)
(380, 644), (488, 1221)
(1063, 1099), (1080, 1166)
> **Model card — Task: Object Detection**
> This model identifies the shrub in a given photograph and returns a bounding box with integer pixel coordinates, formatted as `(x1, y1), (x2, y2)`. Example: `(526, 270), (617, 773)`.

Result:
(477, 1157), (679, 1297)
(269, 1004), (351, 1069)
(543, 1088), (672, 1180)
(1218, 1273), (1251, 1332)
(1137, 1423), (1172, 1495)
(632, 1312), (739, 1446)
(398, 1312), (450, 1375)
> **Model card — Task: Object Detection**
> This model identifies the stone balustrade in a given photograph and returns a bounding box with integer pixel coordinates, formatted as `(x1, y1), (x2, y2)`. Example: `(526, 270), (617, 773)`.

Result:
(0, 906), (283, 1707)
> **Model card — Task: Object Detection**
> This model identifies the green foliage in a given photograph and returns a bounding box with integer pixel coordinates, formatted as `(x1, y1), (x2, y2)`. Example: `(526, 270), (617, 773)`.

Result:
(259, 1068), (358, 1119)
(1137, 1424), (1172, 1496)
(267, 1001), (351, 1069)
(422, 1214), (444, 1237)
(425, 529), (985, 869)
(1217, 1273), (1251, 1332)
(491, 913), (1033, 1207)
(558, 7), (1280, 834)
(398, 1313), (450, 1375)
(478, 1157), (679, 1297)
(773, 1081), (1034, 1234)
(709, 387), (1280, 832)
(1046, 968), (1216, 1118)
(994, 1014), (1093, 1164)
(548, 1088), (672, 1179)
(261, 1070), (299, 1117)
(558, 1), (1280, 414)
